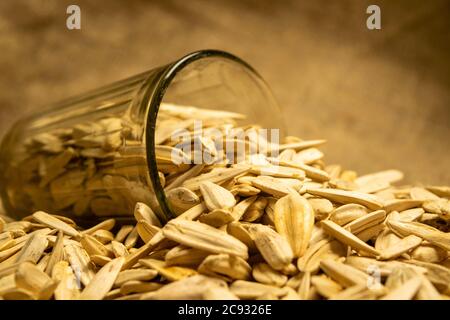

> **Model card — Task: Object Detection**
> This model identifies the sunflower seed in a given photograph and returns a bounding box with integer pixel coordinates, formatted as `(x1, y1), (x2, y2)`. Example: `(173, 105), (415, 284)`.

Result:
(378, 235), (422, 260)
(242, 197), (268, 222)
(251, 176), (296, 198)
(269, 159), (329, 182)
(402, 260), (450, 292)
(139, 258), (197, 282)
(52, 261), (80, 300)
(308, 198), (333, 220)
(136, 220), (160, 243)
(307, 188), (383, 210)
(344, 210), (386, 234)
(32, 211), (80, 239)
(140, 274), (227, 300)
(65, 244), (95, 287)
(415, 273), (442, 300)
(115, 269), (158, 287)
(330, 204), (368, 226)
(250, 164), (306, 180)
(90, 255), (112, 266)
(183, 166), (250, 191)
(292, 148), (324, 165)
(80, 257), (124, 300)
(297, 239), (346, 273)
(425, 186), (450, 198)
(396, 208), (424, 222)
(15, 233), (48, 264)
(199, 181), (237, 211)
(230, 196), (258, 221)
(274, 193), (314, 257)
(410, 187), (440, 201)
(44, 231), (64, 275)
(252, 263), (287, 287)
(355, 170), (404, 187)
(110, 241), (129, 258)
(229, 280), (286, 299)
(134, 202), (162, 227)
(91, 229), (114, 245)
(311, 275), (343, 298)
(247, 224), (293, 270)
(321, 220), (379, 256)
(202, 286), (239, 300)
(114, 225), (134, 243)
(166, 187), (200, 214)
(386, 219), (450, 251)
(329, 284), (380, 300)
(381, 276), (422, 300)
(384, 199), (423, 213)
(297, 271), (311, 299)
(16, 262), (55, 300)
(198, 209), (235, 227)
(80, 234), (111, 257)
(165, 245), (210, 267)
(120, 281), (162, 295)
(423, 199), (450, 221)
(198, 254), (251, 281)
(320, 259), (377, 288)
(410, 244), (448, 263)
(81, 219), (116, 235)
(163, 220), (248, 259)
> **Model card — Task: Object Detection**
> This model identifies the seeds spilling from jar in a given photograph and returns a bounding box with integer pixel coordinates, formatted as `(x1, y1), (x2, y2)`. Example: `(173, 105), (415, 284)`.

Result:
(0, 103), (449, 300)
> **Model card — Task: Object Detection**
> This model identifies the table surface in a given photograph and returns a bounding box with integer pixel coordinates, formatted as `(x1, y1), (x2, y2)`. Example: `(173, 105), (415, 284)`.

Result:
(0, 0), (448, 185)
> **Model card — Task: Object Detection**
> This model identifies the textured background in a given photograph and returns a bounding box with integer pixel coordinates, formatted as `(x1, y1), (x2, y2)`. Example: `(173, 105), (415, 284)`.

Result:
(0, 0), (449, 185)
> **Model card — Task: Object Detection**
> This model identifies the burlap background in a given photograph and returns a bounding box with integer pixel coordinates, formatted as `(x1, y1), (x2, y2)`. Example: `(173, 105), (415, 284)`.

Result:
(0, 0), (448, 185)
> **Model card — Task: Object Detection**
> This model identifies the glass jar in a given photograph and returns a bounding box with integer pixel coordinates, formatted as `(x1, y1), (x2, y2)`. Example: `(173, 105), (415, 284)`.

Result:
(0, 50), (285, 226)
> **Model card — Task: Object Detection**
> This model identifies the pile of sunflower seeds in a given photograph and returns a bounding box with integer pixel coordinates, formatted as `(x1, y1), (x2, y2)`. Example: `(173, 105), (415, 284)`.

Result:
(0, 104), (449, 300)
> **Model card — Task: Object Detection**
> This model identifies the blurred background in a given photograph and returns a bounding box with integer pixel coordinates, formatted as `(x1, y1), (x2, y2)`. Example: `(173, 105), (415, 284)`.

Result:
(0, 0), (448, 184)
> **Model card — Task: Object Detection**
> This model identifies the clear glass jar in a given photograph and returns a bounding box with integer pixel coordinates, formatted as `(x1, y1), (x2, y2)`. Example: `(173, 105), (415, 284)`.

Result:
(0, 50), (284, 225)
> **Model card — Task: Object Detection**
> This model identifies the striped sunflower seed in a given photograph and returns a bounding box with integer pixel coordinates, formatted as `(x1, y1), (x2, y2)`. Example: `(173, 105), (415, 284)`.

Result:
(162, 220), (248, 259)
(274, 193), (314, 257)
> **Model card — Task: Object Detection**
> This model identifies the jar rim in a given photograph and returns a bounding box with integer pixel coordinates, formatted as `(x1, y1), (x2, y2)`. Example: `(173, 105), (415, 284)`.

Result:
(144, 49), (272, 224)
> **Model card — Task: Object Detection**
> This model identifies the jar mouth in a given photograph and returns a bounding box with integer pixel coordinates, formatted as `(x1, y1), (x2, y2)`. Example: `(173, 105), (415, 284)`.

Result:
(144, 49), (283, 224)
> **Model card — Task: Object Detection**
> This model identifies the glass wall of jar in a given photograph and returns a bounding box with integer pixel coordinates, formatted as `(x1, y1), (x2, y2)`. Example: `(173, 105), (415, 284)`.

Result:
(0, 50), (284, 226)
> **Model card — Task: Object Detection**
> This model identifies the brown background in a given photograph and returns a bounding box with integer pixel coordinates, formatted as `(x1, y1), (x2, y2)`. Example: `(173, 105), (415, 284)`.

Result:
(0, 0), (449, 185)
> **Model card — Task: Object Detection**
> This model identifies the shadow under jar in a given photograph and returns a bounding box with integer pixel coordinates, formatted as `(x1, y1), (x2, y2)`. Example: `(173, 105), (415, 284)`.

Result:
(0, 50), (285, 226)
